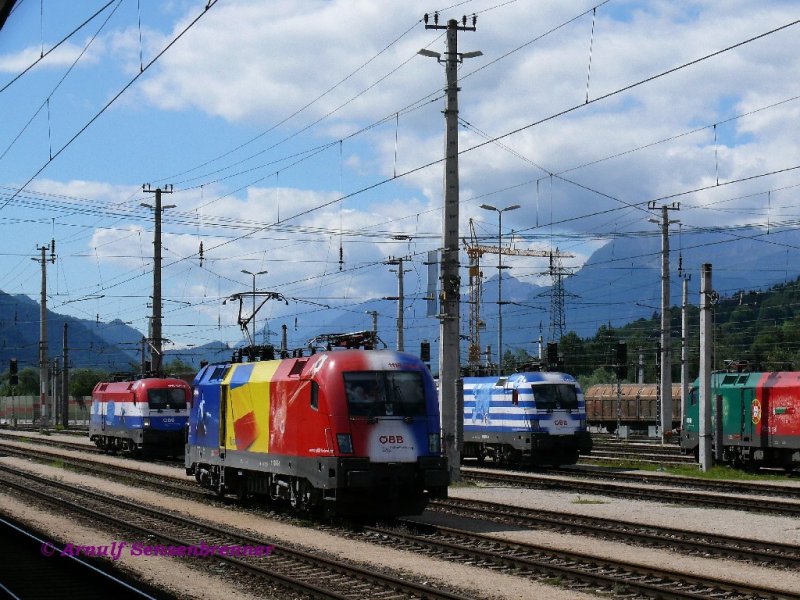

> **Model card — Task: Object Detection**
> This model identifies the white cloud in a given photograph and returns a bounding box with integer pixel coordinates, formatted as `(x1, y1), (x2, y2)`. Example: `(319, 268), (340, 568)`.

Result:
(0, 40), (102, 73)
(4, 1), (800, 347)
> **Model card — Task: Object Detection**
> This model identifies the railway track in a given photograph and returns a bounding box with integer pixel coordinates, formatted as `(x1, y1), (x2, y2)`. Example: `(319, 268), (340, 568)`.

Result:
(4, 439), (800, 598)
(0, 431), (182, 467)
(7, 432), (800, 513)
(584, 438), (696, 465)
(461, 467), (800, 517)
(0, 464), (475, 600)
(6, 439), (798, 569)
(353, 521), (800, 600)
(0, 430), (104, 453)
(0, 441), (203, 499)
(427, 496), (800, 568)
(555, 464), (800, 500)
(0, 515), (173, 600)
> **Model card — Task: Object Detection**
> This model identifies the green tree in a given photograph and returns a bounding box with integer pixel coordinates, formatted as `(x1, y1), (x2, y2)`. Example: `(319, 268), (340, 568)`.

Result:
(0, 367), (40, 396)
(164, 357), (196, 375)
(69, 369), (108, 397)
(578, 367), (617, 390)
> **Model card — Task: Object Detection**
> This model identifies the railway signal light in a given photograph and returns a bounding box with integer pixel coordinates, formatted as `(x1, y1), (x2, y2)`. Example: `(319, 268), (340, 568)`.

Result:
(546, 343), (559, 368)
(9, 358), (18, 386)
(616, 341), (627, 380)
(420, 341), (431, 362)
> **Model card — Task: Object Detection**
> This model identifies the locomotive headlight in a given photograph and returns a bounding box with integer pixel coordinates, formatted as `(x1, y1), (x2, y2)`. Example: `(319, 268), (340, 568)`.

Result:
(143, 418), (150, 428)
(336, 433), (353, 454)
(428, 432), (440, 454)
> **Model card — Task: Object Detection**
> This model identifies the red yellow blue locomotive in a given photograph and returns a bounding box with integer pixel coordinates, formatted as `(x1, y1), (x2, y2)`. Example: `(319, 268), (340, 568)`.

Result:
(186, 349), (449, 516)
(90, 376), (190, 457)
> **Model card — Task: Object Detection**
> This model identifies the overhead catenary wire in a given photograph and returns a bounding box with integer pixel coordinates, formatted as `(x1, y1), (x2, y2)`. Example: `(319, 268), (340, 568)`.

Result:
(3, 5), (796, 352)
(0, 0), (221, 212)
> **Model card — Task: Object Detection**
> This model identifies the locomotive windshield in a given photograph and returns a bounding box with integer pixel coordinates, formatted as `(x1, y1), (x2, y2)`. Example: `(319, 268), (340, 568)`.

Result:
(531, 384), (578, 410)
(344, 371), (427, 417)
(147, 387), (188, 410)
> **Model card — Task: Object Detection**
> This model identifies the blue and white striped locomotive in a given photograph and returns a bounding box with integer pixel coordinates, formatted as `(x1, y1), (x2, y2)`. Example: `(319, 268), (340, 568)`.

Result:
(89, 376), (191, 457)
(462, 371), (592, 466)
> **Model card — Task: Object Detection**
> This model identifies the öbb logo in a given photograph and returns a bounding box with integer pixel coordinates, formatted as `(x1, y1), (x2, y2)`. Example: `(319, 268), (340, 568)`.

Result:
(553, 419), (569, 427)
(379, 435), (404, 444)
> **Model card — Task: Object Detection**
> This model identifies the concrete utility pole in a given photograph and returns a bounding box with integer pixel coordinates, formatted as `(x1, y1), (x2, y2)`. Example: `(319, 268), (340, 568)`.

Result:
(699, 263), (713, 471)
(51, 357), (59, 424)
(648, 201), (679, 443)
(141, 185), (175, 376)
(681, 277), (689, 431)
(62, 323), (69, 428)
(32, 240), (56, 426)
(365, 310), (378, 349)
(638, 348), (644, 384)
(420, 12), (480, 482)
(385, 257), (411, 351)
(480, 203), (520, 375)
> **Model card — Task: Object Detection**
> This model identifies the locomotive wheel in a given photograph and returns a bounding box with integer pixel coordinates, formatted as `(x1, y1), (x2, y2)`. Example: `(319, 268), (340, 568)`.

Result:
(214, 482), (226, 498)
(236, 475), (249, 502)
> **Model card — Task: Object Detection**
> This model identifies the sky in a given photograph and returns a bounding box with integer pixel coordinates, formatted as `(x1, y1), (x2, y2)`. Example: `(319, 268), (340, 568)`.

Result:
(0, 0), (799, 357)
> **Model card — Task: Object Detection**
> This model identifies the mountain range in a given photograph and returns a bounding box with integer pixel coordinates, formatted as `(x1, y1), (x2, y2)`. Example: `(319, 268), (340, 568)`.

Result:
(1, 226), (797, 373)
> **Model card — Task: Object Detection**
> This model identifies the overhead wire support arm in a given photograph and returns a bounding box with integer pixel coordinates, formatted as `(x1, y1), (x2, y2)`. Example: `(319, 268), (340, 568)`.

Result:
(225, 291), (289, 347)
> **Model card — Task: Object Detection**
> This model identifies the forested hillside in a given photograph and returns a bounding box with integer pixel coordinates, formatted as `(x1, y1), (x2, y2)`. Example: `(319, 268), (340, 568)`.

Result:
(504, 276), (800, 386)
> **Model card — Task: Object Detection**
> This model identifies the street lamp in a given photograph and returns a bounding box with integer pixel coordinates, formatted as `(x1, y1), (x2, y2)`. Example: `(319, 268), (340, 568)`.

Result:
(241, 269), (267, 345)
(480, 203), (520, 375)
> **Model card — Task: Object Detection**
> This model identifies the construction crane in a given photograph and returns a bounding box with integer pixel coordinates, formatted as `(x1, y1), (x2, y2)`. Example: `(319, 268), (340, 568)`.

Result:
(462, 219), (574, 372)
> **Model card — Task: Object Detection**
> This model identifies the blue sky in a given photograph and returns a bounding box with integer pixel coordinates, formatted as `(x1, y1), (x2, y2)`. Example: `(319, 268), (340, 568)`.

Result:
(1, 0), (799, 354)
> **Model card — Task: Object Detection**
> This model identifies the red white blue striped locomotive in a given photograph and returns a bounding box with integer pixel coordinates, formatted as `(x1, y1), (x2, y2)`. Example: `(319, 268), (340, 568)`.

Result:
(462, 371), (592, 466)
(89, 377), (190, 457)
(186, 349), (449, 516)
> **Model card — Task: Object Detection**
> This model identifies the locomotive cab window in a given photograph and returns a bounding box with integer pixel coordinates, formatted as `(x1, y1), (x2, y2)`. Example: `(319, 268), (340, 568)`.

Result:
(344, 371), (426, 417)
(148, 388), (188, 410)
(531, 384), (578, 410)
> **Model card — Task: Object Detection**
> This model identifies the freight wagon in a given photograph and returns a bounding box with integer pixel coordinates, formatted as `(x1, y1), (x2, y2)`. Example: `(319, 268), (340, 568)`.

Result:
(585, 383), (681, 433)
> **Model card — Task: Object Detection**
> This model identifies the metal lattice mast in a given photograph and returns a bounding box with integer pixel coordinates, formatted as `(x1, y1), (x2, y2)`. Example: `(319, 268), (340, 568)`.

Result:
(464, 220), (483, 371)
(464, 224), (574, 367)
(547, 249), (573, 342)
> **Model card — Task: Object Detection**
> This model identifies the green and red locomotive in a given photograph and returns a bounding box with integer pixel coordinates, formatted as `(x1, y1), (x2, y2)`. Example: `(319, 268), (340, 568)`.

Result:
(681, 370), (800, 471)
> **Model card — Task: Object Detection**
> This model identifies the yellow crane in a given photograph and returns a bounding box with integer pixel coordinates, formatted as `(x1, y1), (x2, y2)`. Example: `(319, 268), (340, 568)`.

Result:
(462, 218), (574, 371)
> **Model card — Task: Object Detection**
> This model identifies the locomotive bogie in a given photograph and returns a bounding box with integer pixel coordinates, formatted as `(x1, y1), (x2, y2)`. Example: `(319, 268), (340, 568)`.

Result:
(186, 349), (449, 516)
